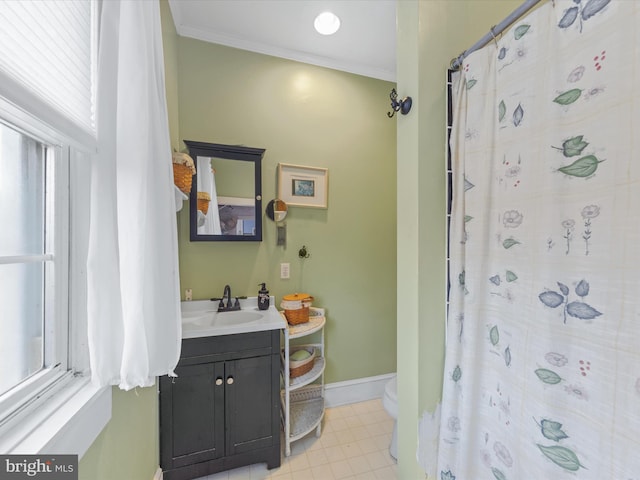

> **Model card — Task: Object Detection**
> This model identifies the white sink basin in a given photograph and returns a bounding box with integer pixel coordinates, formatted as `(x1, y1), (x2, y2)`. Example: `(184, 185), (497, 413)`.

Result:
(214, 309), (263, 325)
(182, 309), (263, 327)
(180, 297), (286, 338)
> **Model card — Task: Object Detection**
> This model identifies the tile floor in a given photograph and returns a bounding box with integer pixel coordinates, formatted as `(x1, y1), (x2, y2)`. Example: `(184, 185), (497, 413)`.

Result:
(195, 398), (397, 480)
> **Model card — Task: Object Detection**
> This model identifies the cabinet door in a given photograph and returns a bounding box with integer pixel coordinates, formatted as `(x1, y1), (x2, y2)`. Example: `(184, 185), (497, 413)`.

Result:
(160, 362), (226, 469)
(224, 354), (278, 456)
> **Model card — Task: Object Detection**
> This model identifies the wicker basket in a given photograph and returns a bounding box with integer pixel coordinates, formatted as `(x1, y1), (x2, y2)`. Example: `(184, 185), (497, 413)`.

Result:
(197, 191), (211, 215)
(172, 152), (195, 194)
(281, 293), (313, 325)
(172, 163), (193, 194)
(289, 347), (316, 378)
(285, 306), (309, 325)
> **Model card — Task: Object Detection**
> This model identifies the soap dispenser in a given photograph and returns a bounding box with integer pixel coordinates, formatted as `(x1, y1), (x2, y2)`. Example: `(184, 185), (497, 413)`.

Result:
(258, 283), (270, 310)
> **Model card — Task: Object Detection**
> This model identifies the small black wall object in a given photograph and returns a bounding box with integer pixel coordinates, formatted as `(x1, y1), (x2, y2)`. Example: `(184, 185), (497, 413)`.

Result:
(387, 88), (412, 118)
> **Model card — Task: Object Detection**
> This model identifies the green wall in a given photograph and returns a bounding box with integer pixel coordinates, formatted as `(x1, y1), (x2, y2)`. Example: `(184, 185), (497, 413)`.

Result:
(79, 387), (158, 480)
(396, 1), (523, 478)
(82, 3), (396, 477)
(176, 37), (398, 384)
(79, 1), (528, 479)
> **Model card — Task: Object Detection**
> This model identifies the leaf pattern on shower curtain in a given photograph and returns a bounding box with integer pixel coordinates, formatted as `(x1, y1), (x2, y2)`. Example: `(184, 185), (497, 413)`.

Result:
(535, 368), (562, 385)
(498, 100), (527, 129)
(536, 444), (585, 471)
(535, 418), (569, 442)
(514, 24), (531, 40)
(558, 0), (611, 32)
(550, 132), (606, 179)
(512, 103), (524, 126)
(538, 279), (602, 323)
(534, 416), (587, 471)
(489, 325), (499, 345)
(497, 21), (533, 71)
(557, 155), (604, 178)
(438, 1), (639, 479)
(553, 88), (582, 105)
(552, 135), (589, 156)
(502, 237), (520, 249)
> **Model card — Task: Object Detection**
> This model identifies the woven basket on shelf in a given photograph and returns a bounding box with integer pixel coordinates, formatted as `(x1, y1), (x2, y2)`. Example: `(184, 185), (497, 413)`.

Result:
(285, 306), (309, 325)
(197, 191), (211, 215)
(289, 346), (316, 378)
(281, 293), (313, 325)
(172, 163), (193, 194)
(172, 152), (195, 194)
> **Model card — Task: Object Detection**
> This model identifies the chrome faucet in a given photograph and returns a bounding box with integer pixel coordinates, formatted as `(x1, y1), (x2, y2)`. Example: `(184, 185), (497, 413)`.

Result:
(218, 284), (241, 312)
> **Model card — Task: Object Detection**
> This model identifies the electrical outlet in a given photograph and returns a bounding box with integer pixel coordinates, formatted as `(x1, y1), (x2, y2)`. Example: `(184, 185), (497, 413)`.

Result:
(280, 263), (290, 279)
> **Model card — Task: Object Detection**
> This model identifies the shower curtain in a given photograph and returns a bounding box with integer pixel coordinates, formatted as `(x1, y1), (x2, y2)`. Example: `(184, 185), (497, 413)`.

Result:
(440, 1), (640, 478)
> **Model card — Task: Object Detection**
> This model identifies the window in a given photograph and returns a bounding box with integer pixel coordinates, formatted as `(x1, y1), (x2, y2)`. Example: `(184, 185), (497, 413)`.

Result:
(0, 1), (104, 452)
(1, 123), (53, 395)
(0, 113), (71, 428)
(0, 0), (97, 135)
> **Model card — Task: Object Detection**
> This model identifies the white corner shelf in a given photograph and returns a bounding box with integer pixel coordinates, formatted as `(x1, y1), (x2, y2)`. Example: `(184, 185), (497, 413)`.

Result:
(174, 186), (188, 212)
(288, 314), (325, 339)
(280, 308), (325, 457)
(289, 357), (325, 390)
(287, 386), (324, 439)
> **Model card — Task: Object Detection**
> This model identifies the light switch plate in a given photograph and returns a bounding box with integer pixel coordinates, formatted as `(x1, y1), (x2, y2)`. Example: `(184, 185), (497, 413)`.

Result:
(280, 263), (290, 279)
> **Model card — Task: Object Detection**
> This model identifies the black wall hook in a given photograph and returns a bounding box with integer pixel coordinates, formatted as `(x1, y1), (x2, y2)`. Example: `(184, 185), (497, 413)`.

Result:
(387, 88), (412, 118)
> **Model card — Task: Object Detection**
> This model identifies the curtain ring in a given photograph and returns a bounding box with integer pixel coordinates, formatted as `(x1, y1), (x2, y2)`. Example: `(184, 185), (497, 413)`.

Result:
(450, 51), (465, 71)
(489, 26), (499, 49)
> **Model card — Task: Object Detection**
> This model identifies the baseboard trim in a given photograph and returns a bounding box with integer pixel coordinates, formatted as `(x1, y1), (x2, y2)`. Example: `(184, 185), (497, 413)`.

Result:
(324, 373), (395, 408)
(153, 467), (162, 480)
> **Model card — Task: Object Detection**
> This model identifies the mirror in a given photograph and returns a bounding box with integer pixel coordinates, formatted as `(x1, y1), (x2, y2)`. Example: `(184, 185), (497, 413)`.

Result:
(265, 199), (288, 222)
(266, 199), (288, 246)
(184, 140), (264, 242)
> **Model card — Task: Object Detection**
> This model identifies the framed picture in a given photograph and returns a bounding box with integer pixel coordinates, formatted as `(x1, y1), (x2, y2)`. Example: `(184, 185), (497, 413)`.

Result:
(277, 163), (329, 208)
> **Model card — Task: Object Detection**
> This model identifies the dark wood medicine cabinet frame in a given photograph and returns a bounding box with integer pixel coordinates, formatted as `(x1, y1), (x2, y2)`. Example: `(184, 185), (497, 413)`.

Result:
(184, 140), (264, 242)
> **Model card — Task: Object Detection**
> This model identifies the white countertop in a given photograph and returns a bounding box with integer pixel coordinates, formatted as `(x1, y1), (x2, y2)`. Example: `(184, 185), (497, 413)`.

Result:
(181, 296), (286, 339)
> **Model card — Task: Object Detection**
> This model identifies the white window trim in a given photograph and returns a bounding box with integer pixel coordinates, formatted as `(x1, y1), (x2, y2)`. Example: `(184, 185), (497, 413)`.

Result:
(0, 376), (110, 458)
(0, 93), (110, 458)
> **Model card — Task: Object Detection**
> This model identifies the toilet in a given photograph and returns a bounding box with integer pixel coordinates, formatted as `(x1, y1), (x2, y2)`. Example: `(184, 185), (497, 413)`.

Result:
(382, 375), (398, 460)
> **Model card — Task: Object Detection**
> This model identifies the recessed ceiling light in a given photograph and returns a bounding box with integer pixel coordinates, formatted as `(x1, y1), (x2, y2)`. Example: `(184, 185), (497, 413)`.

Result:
(314, 11), (340, 35)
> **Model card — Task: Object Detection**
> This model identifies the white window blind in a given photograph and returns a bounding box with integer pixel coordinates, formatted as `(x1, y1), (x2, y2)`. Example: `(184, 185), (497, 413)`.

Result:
(0, 0), (96, 134)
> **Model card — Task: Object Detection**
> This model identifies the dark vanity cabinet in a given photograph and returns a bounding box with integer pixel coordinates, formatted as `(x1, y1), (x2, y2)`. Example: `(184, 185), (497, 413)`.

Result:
(159, 330), (281, 480)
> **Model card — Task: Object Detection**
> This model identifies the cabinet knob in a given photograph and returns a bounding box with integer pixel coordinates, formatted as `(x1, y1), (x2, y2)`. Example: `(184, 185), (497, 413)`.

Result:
(215, 377), (223, 386)
(226, 376), (234, 385)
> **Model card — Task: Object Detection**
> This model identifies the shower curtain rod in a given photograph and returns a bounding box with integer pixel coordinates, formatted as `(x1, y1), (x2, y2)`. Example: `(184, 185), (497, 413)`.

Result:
(450, 0), (545, 70)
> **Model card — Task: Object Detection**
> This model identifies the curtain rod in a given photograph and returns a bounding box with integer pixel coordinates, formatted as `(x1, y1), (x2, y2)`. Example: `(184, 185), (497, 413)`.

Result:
(450, 0), (545, 70)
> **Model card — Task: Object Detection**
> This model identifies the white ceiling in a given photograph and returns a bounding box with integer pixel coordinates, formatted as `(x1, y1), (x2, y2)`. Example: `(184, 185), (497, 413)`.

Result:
(167, 0), (397, 82)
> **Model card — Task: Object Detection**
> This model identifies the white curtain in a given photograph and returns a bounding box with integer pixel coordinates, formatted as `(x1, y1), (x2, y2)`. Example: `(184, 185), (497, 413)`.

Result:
(196, 157), (222, 235)
(439, 1), (640, 478)
(87, 0), (181, 390)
